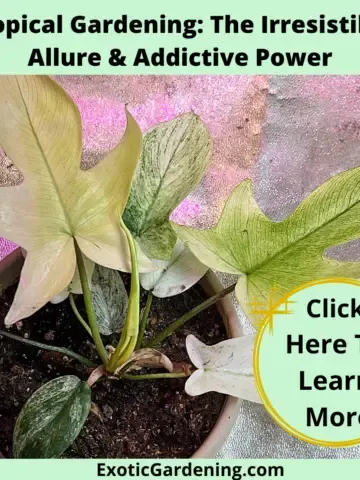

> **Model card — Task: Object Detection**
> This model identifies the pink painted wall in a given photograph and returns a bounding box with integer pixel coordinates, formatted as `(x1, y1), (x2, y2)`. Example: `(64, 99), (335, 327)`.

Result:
(1, 75), (360, 261)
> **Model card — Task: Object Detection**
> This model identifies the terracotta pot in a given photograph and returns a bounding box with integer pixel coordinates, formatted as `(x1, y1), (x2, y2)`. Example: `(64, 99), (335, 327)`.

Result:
(0, 249), (241, 459)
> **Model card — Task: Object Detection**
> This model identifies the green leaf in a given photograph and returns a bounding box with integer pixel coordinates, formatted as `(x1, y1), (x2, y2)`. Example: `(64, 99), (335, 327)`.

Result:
(123, 113), (212, 260)
(173, 172), (360, 326)
(140, 240), (208, 297)
(13, 375), (91, 458)
(0, 76), (152, 325)
(92, 264), (128, 335)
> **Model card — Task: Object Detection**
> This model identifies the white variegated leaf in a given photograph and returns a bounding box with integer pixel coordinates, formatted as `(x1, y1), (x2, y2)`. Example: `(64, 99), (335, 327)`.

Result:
(123, 113), (212, 260)
(91, 265), (128, 335)
(185, 334), (261, 403)
(140, 240), (208, 297)
(13, 375), (91, 458)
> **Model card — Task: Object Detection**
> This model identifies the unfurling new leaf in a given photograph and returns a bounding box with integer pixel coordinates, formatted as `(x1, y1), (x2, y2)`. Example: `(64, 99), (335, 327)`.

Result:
(123, 113), (212, 260)
(174, 172), (360, 326)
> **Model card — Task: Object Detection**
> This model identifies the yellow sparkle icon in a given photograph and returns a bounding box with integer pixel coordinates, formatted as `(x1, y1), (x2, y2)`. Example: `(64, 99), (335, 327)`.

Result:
(248, 283), (295, 333)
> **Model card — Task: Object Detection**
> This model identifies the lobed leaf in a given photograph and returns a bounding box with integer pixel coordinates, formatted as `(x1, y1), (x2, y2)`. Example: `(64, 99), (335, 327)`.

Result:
(123, 113), (212, 260)
(174, 172), (360, 326)
(185, 334), (260, 402)
(0, 76), (152, 325)
(13, 375), (91, 458)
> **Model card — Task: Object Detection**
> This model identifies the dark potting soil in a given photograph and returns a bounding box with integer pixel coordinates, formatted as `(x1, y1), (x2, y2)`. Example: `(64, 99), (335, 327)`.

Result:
(0, 276), (227, 458)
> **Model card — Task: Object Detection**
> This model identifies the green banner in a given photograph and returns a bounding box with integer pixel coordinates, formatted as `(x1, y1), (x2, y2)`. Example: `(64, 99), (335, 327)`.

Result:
(1, 459), (360, 479)
(1, 0), (360, 73)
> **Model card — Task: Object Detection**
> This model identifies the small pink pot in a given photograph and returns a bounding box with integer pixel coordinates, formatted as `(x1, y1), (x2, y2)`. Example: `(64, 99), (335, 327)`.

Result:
(0, 250), (241, 458)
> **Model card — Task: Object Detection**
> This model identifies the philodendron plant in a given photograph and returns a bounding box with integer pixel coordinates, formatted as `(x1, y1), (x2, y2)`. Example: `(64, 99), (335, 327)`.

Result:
(1, 76), (360, 458)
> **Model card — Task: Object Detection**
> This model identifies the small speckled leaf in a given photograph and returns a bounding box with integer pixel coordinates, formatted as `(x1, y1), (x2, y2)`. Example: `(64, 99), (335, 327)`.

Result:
(185, 335), (260, 403)
(140, 240), (208, 297)
(91, 264), (128, 335)
(174, 173), (360, 326)
(13, 375), (91, 458)
(123, 113), (212, 260)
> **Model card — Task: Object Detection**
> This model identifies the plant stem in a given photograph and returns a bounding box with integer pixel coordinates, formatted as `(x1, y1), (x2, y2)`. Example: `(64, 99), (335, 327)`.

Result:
(106, 218), (140, 372)
(145, 282), (237, 348)
(69, 293), (92, 337)
(74, 241), (108, 364)
(135, 291), (153, 349)
(0, 329), (97, 368)
(123, 372), (188, 381)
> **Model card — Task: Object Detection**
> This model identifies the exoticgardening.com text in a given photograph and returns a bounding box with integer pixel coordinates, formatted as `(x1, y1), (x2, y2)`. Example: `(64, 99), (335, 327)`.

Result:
(97, 462), (284, 480)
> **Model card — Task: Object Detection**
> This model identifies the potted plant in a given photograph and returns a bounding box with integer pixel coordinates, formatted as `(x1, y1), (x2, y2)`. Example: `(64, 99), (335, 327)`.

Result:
(0, 75), (360, 459)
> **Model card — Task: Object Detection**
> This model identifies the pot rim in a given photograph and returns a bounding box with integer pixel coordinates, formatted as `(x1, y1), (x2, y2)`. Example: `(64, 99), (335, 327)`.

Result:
(191, 270), (241, 459)
(0, 249), (241, 459)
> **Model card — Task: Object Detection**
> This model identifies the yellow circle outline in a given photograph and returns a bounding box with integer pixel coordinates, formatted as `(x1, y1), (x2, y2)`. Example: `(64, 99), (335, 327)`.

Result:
(253, 276), (360, 448)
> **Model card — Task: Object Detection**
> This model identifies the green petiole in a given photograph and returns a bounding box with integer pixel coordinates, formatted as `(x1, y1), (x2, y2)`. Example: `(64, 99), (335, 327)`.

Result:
(69, 293), (92, 337)
(135, 290), (153, 349)
(106, 217), (140, 373)
(74, 241), (108, 364)
(0, 329), (97, 368)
